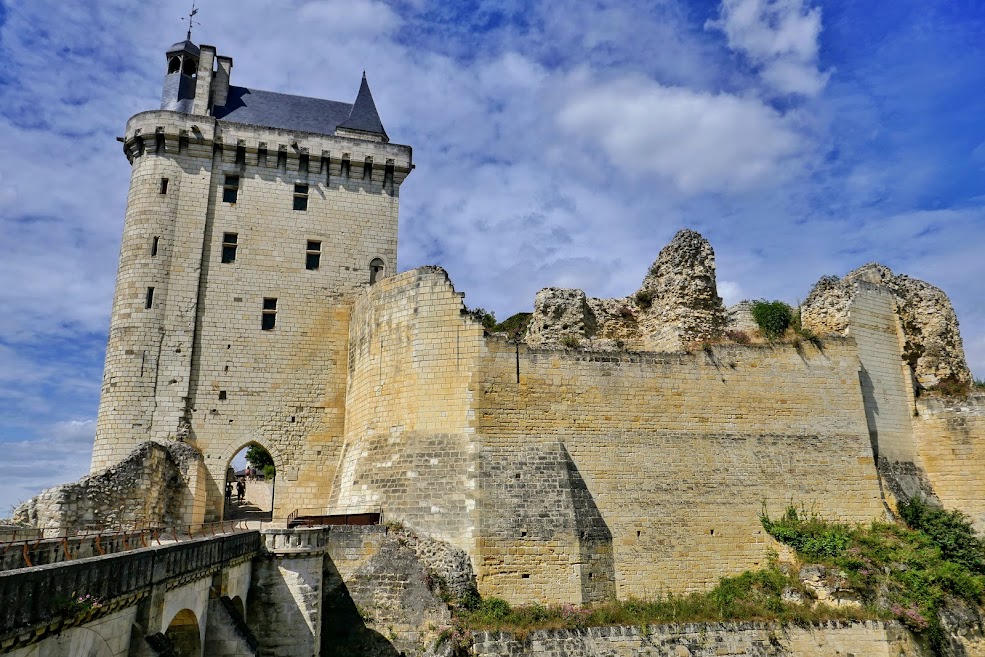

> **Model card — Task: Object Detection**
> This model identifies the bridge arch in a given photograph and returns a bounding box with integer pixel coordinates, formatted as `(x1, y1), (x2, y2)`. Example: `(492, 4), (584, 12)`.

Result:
(164, 609), (201, 657)
(28, 626), (114, 657)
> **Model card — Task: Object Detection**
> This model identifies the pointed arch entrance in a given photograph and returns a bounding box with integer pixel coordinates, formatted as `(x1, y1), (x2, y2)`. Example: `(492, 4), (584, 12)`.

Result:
(222, 439), (279, 522)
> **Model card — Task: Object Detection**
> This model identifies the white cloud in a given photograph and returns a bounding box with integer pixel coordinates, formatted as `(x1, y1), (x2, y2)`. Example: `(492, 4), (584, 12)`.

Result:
(557, 75), (806, 194)
(708, 0), (829, 97)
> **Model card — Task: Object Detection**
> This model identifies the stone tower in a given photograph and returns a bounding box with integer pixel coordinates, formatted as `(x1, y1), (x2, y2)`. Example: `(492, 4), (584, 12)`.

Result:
(92, 37), (412, 519)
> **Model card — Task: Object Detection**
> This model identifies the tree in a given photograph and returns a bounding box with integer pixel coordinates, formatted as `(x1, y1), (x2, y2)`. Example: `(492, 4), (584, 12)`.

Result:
(245, 444), (274, 469)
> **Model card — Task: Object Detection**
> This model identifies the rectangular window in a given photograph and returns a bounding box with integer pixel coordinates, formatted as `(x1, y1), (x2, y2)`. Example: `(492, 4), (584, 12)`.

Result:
(340, 156), (350, 179)
(262, 298), (277, 330)
(277, 149), (287, 172)
(222, 175), (239, 203)
(306, 240), (321, 270)
(159, 178), (169, 194)
(145, 287), (155, 309)
(151, 236), (159, 257)
(218, 390), (227, 400)
(155, 132), (165, 155)
(293, 184), (309, 211)
(362, 157), (372, 180)
(221, 232), (238, 263)
(235, 144), (246, 167)
(257, 144), (267, 167)
(299, 153), (309, 175)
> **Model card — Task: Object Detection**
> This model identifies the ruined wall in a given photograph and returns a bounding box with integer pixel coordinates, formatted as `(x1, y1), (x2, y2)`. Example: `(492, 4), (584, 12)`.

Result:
(332, 268), (484, 556)
(13, 441), (203, 531)
(802, 264), (971, 389)
(336, 268), (886, 605)
(470, 621), (927, 657)
(912, 394), (985, 530)
(471, 338), (885, 602)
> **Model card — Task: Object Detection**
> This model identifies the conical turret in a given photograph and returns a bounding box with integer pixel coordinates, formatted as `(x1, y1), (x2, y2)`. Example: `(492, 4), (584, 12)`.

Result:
(337, 72), (389, 142)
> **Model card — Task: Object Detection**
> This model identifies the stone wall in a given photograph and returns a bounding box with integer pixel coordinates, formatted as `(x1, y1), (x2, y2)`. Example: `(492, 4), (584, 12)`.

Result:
(12, 441), (203, 531)
(912, 394), (985, 531)
(470, 621), (927, 657)
(335, 267), (886, 605)
(5, 607), (138, 657)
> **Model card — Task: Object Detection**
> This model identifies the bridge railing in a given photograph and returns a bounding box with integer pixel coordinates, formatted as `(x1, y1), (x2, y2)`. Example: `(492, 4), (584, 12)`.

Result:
(0, 531), (261, 639)
(0, 521), (253, 572)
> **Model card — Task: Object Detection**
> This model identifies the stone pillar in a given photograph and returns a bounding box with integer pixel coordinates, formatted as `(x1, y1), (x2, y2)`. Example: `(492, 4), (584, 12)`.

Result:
(249, 528), (329, 657)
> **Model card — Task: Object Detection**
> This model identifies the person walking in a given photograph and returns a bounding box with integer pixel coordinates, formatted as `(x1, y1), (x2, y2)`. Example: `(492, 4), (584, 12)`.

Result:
(237, 478), (245, 503)
(225, 481), (232, 506)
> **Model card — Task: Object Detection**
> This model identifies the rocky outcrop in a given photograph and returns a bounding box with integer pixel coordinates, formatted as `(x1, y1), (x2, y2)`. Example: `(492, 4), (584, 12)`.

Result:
(636, 229), (727, 350)
(526, 230), (726, 352)
(802, 264), (971, 388)
(11, 441), (202, 531)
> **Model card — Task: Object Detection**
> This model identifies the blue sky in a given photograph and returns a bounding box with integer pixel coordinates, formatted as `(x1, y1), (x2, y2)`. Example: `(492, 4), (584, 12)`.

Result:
(0, 0), (983, 514)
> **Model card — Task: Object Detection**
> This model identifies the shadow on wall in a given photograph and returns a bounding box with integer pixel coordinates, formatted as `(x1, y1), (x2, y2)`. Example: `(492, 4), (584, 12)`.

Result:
(320, 557), (400, 657)
(562, 443), (616, 603)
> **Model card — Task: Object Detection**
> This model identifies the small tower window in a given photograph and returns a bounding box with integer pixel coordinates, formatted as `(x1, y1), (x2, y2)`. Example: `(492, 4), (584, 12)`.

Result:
(306, 240), (321, 270)
(151, 236), (160, 257)
(257, 144), (268, 167)
(160, 178), (169, 194)
(293, 184), (309, 211)
(262, 298), (277, 330)
(221, 233), (238, 263)
(363, 157), (373, 180)
(370, 258), (385, 284)
(222, 175), (239, 203)
(145, 287), (155, 309)
(299, 153), (309, 175)
(182, 56), (197, 77)
(277, 149), (287, 172)
(168, 56), (181, 74)
(155, 132), (165, 155)
(235, 145), (246, 168)
(341, 155), (350, 179)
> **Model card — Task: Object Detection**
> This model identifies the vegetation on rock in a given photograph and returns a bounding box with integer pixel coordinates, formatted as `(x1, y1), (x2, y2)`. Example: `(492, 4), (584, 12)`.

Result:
(750, 300), (794, 341)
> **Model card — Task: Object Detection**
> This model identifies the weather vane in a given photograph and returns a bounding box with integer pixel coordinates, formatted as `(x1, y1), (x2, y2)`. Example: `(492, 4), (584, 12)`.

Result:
(182, 2), (200, 41)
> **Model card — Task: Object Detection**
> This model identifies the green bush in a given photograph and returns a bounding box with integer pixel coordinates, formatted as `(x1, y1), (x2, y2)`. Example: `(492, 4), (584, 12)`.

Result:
(491, 312), (532, 337)
(560, 334), (581, 349)
(634, 289), (654, 309)
(898, 497), (985, 574)
(469, 307), (497, 330)
(750, 300), (794, 340)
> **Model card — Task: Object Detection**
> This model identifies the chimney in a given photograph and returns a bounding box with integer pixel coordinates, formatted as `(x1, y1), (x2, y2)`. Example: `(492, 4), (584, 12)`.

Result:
(212, 56), (233, 108)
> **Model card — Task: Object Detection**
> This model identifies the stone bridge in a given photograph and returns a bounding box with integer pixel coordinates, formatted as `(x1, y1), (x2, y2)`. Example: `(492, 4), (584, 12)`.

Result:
(0, 531), (260, 657)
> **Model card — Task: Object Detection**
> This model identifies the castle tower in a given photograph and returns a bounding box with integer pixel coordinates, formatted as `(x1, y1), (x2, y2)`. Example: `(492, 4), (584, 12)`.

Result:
(93, 38), (412, 520)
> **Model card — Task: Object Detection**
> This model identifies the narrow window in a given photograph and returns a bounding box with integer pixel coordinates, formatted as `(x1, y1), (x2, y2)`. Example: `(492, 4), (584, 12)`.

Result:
(262, 298), (277, 330)
(222, 175), (239, 203)
(135, 136), (145, 157)
(321, 156), (330, 184)
(218, 390), (227, 401)
(293, 184), (309, 211)
(221, 233), (238, 263)
(159, 178), (169, 194)
(299, 153), (309, 175)
(257, 144), (267, 167)
(384, 163), (394, 193)
(155, 132), (165, 155)
(277, 149), (287, 172)
(362, 157), (373, 180)
(151, 236), (160, 257)
(306, 240), (321, 270)
(178, 135), (189, 153)
(235, 144), (246, 168)
(369, 258), (385, 284)
(145, 287), (155, 309)
(340, 155), (350, 179)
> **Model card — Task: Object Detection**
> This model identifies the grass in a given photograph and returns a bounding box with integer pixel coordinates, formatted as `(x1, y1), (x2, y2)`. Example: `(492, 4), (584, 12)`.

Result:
(762, 502), (985, 655)
(442, 502), (985, 657)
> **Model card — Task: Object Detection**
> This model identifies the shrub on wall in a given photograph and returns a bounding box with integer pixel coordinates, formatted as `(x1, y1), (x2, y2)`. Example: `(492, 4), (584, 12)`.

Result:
(750, 300), (794, 340)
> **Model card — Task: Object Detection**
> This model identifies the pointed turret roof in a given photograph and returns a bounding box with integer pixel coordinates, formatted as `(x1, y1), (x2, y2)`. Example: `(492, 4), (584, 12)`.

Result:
(337, 72), (388, 141)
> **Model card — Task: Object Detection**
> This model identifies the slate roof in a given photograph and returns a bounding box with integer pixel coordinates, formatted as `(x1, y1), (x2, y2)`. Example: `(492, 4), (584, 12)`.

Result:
(212, 75), (388, 139)
(337, 73), (389, 140)
(167, 39), (200, 57)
